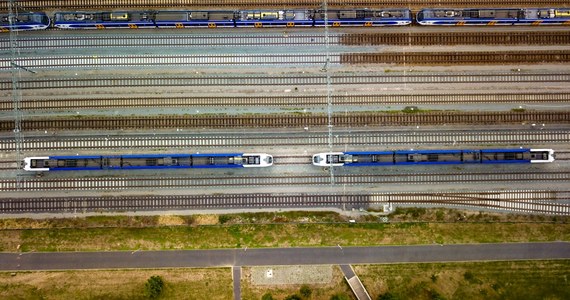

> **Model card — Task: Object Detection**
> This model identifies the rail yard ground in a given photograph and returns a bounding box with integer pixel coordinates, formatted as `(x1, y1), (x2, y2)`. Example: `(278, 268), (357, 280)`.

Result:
(2, 6), (570, 299)
(0, 209), (568, 252)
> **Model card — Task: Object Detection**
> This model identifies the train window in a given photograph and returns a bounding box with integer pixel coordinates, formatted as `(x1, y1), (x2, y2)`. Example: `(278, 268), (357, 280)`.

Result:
(64, 160), (77, 167)
(445, 11), (459, 17)
(427, 154), (438, 162)
(339, 11), (357, 19)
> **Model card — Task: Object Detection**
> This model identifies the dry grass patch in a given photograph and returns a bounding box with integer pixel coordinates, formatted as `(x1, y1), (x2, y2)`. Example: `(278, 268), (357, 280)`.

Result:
(0, 218), (53, 230)
(156, 215), (186, 226)
(0, 230), (21, 252)
(194, 215), (219, 225)
(1, 268), (233, 300)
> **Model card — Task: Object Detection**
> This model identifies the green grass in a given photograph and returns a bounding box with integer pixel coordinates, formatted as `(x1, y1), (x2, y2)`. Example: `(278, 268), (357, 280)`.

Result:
(357, 260), (570, 300)
(1, 209), (568, 252)
(3, 221), (568, 252)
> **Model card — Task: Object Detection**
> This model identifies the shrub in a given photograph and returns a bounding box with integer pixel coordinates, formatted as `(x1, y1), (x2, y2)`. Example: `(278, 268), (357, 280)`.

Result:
(145, 275), (164, 299)
(331, 293), (349, 300)
(378, 292), (398, 300)
(300, 284), (312, 298)
(261, 292), (274, 300)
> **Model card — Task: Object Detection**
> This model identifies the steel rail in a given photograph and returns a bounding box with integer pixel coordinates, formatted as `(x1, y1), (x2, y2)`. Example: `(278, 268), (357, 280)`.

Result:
(3, 31), (569, 51)
(1, 111), (568, 132)
(1, 130), (568, 152)
(2, 72), (568, 91)
(2, 92), (569, 111)
(1, 171), (568, 191)
(342, 50), (570, 65)
(2, 51), (569, 70)
(1, 190), (568, 215)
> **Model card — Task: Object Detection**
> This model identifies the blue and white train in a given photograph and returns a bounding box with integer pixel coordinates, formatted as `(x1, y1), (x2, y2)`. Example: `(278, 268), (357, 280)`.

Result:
(24, 152), (273, 171)
(52, 9), (412, 29)
(0, 12), (50, 31)
(417, 8), (570, 25)
(3, 7), (570, 32)
(312, 148), (555, 167)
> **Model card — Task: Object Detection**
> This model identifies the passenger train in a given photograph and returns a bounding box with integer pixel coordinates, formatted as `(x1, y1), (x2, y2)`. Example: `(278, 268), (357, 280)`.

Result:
(51, 9), (412, 29)
(24, 152), (273, 171)
(0, 12), (50, 31)
(417, 8), (570, 25)
(23, 148), (554, 171)
(312, 149), (555, 167)
(3, 7), (570, 31)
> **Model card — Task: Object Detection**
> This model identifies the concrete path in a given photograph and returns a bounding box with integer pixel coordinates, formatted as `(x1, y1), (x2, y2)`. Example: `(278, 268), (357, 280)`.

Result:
(340, 264), (371, 300)
(232, 266), (241, 300)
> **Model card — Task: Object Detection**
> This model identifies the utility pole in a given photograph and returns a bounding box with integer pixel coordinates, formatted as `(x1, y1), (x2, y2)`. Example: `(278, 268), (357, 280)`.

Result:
(8, 0), (24, 189)
(322, 0), (334, 185)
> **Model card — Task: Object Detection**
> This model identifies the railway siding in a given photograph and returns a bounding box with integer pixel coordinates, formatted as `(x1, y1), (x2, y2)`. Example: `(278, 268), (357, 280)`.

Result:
(1, 131), (567, 152)
(341, 31), (570, 46)
(0, 187), (569, 217)
(342, 50), (570, 65)
(2, 51), (569, 70)
(2, 73), (569, 91)
(3, 31), (568, 51)
(1, 111), (568, 132)
(2, 93), (569, 111)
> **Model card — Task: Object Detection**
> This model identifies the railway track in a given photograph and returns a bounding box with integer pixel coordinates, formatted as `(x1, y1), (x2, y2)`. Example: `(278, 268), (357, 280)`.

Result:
(2, 92), (569, 111)
(2, 72), (568, 91)
(3, 31), (569, 52)
(1, 130), (568, 152)
(0, 53), (333, 70)
(0, 34), (337, 50)
(341, 31), (570, 46)
(2, 50), (569, 70)
(342, 50), (570, 65)
(1, 190), (569, 215)
(1, 171), (569, 192)
(273, 155), (311, 165)
(1, 111), (568, 132)
(2, 0), (569, 10)
(0, 161), (17, 170)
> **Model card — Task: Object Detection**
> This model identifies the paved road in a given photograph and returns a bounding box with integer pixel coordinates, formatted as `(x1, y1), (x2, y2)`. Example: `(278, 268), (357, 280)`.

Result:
(1, 242), (569, 271)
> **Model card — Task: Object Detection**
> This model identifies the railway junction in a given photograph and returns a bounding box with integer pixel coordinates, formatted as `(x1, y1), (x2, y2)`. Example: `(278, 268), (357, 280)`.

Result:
(1, 0), (570, 299)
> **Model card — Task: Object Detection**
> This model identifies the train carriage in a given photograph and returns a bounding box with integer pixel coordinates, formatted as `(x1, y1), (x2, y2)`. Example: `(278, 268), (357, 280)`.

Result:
(24, 153), (273, 171)
(0, 12), (50, 31)
(336, 151), (394, 166)
(154, 10), (236, 28)
(53, 11), (155, 29)
(312, 149), (554, 167)
(312, 9), (411, 26)
(417, 8), (570, 26)
(394, 150), (465, 165)
(236, 10), (313, 27)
